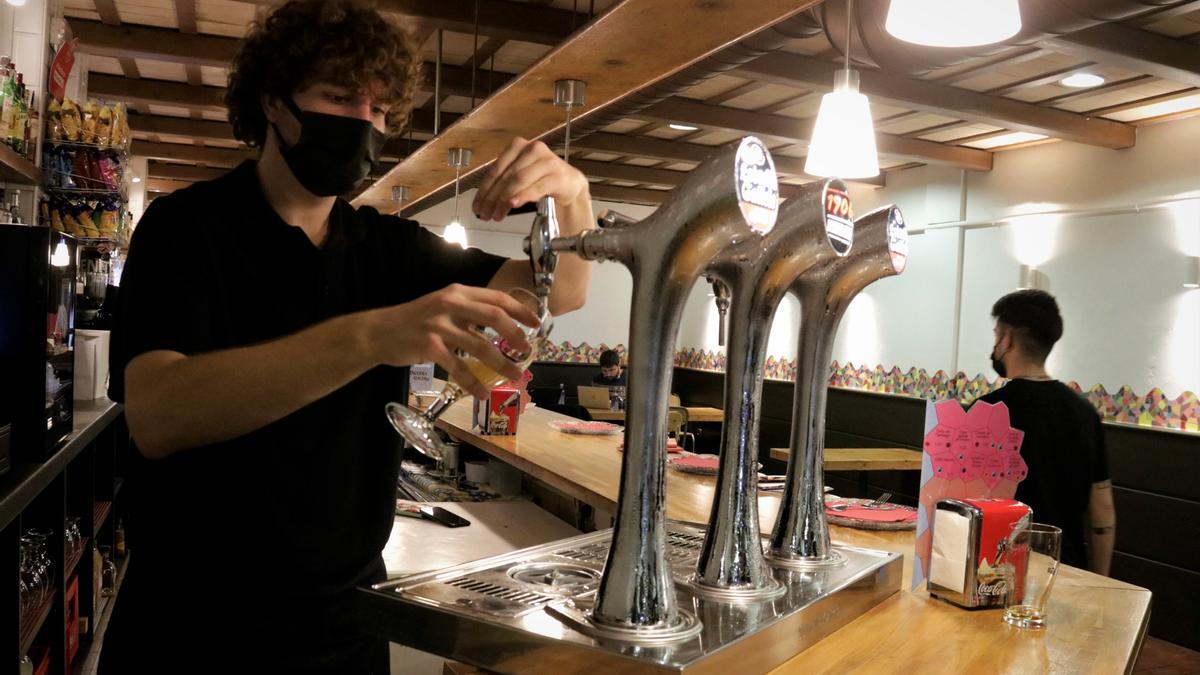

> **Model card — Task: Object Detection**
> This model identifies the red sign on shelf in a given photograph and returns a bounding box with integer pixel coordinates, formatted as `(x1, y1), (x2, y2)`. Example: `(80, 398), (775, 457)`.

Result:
(48, 39), (77, 102)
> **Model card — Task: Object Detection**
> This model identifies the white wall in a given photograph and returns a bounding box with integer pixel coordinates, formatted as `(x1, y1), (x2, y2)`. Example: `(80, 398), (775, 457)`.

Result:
(674, 114), (1200, 397)
(410, 189), (653, 349)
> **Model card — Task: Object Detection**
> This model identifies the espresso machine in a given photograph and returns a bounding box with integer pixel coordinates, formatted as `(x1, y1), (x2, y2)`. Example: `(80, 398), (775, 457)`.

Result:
(362, 142), (907, 672)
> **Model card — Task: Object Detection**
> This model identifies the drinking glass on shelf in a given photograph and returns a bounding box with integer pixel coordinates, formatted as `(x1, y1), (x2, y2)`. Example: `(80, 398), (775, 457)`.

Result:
(1003, 522), (1062, 629)
(99, 545), (117, 597)
(26, 529), (54, 605)
(19, 537), (37, 619)
(65, 517), (82, 559)
(386, 288), (549, 459)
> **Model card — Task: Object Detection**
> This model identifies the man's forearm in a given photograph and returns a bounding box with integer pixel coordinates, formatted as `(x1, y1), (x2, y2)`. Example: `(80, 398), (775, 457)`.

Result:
(1090, 529), (1114, 576)
(125, 311), (378, 458)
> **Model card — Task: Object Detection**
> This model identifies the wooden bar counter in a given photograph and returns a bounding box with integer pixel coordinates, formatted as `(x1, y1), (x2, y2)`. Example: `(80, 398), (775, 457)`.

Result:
(432, 399), (1151, 674)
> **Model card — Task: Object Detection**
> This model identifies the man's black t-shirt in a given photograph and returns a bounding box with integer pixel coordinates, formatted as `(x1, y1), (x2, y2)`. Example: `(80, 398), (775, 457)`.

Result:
(979, 379), (1109, 568)
(103, 162), (505, 672)
(591, 371), (626, 387)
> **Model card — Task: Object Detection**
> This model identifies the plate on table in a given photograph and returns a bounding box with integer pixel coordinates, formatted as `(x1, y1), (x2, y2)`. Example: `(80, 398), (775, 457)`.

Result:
(549, 420), (623, 436)
(824, 497), (917, 530)
(669, 455), (762, 475)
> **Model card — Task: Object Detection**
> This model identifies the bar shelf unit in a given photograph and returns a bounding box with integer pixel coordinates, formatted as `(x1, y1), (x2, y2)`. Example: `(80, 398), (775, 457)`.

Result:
(0, 400), (128, 675)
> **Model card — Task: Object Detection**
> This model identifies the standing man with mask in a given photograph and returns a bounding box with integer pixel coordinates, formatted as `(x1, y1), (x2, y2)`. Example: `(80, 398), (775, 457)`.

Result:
(980, 290), (1115, 576)
(100, 2), (593, 673)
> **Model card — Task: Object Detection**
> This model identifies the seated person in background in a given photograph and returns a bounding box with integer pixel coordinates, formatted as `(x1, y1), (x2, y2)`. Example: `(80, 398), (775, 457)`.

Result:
(592, 349), (627, 387)
(980, 290), (1115, 575)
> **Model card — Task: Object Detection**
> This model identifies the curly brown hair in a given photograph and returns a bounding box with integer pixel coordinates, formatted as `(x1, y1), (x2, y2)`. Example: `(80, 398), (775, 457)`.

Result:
(226, 0), (421, 147)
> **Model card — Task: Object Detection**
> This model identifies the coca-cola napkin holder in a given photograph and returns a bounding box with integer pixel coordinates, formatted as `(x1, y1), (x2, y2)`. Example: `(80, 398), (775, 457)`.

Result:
(928, 498), (1032, 608)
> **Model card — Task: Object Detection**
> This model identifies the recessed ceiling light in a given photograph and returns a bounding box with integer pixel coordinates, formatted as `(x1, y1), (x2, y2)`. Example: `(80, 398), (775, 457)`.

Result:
(668, 123), (698, 132)
(1060, 73), (1106, 88)
(131, 176), (142, 183)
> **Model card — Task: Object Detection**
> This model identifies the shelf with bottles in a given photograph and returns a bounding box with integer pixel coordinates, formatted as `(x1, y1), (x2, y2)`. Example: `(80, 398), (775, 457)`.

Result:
(0, 55), (41, 166)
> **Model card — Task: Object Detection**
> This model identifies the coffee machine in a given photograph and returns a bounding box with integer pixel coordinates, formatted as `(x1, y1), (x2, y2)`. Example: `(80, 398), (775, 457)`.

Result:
(0, 225), (77, 466)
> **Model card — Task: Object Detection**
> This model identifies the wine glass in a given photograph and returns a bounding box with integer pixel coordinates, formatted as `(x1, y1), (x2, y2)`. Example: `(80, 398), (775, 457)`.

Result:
(386, 287), (550, 459)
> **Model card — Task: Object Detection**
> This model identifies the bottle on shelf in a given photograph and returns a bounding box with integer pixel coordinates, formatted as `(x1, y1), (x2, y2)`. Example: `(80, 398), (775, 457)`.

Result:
(12, 72), (27, 155)
(25, 90), (37, 161)
(0, 56), (11, 144)
(114, 518), (126, 558)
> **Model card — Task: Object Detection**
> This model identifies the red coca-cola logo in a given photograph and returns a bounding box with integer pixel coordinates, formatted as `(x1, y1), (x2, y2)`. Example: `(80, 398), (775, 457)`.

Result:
(978, 579), (1009, 596)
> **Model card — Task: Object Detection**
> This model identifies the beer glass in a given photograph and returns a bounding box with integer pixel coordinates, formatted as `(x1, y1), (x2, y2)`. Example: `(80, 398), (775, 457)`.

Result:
(1003, 522), (1062, 628)
(386, 288), (546, 459)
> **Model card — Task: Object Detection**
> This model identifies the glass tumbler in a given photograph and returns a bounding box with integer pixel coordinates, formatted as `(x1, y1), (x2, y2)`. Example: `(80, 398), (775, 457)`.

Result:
(1003, 522), (1062, 629)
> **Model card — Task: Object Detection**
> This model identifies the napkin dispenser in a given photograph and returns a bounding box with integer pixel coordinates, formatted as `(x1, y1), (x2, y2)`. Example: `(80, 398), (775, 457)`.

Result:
(928, 498), (1031, 608)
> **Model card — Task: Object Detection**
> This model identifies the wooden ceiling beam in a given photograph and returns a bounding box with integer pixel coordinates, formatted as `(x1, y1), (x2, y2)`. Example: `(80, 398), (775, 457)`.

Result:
(70, 19), (240, 67)
(132, 140), (255, 167)
(984, 62), (1095, 96)
(174, 0), (198, 33)
(571, 132), (885, 187)
(355, 0), (827, 212)
(1084, 86), (1200, 116)
(146, 177), (193, 193)
(587, 183), (669, 206)
(92, 0), (121, 25)
(930, 47), (1046, 86)
(71, 20), (510, 98)
(734, 53), (1135, 150)
(572, 159), (687, 187)
(1043, 23), (1200, 88)
(147, 161), (228, 182)
(225, 0), (586, 46)
(129, 114), (238, 141)
(1034, 74), (1154, 106)
(89, 74), (226, 111)
(638, 96), (994, 170)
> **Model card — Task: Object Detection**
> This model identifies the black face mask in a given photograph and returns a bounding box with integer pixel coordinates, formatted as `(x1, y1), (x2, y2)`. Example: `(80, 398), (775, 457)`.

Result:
(990, 344), (1007, 378)
(273, 97), (386, 197)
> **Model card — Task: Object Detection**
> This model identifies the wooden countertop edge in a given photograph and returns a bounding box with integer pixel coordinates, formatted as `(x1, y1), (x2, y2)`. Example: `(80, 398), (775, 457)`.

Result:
(434, 417), (619, 513)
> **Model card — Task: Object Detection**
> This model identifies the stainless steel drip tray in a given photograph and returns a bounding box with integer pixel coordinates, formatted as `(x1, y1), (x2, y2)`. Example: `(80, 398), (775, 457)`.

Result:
(357, 521), (902, 674)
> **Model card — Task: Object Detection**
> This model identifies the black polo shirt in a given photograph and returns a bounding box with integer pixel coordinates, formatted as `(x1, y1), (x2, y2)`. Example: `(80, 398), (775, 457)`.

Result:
(980, 379), (1110, 568)
(104, 161), (505, 670)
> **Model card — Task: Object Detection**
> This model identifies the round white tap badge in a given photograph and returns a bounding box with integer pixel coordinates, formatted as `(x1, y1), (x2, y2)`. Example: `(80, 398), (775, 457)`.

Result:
(823, 185), (854, 256)
(888, 207), (909, 273)
(735, 136), (778, 235)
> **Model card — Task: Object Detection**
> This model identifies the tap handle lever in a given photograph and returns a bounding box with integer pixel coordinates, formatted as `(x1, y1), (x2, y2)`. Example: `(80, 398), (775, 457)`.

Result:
(523, 197), (559, 329)
(596, 208), (638, 229)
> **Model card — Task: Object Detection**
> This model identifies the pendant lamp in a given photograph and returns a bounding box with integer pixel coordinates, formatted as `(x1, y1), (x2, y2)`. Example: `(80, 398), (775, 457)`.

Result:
(445, 148), (471, 249)
(886, 0), (1021, 48)
(805, 0), (879, 179)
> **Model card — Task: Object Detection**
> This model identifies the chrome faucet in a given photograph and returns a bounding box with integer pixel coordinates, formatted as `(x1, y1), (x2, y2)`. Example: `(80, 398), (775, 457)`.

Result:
(548, 137), (779, 636)
(693, 179), (850, 599)
(523, 196), (559, 334)
(768, 204), (909, 567)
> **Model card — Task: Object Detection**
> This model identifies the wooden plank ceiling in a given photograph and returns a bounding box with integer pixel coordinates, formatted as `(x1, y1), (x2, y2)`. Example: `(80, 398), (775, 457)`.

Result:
(63, 0), (1200, 209)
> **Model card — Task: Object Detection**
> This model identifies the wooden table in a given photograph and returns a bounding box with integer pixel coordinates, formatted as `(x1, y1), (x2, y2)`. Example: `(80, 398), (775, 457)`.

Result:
(769, 446), (925, 470)
(583, 405), (724, 424)
(433, 399), (1151, 674)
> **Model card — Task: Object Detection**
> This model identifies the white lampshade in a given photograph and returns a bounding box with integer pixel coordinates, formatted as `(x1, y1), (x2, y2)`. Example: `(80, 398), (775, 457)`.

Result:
(443, 220), (468, 248)
(6, 0), (27, 7)
(50, 240), (70, 267)
(886, 0), (1021, 48)
(805, 70), (879, 179)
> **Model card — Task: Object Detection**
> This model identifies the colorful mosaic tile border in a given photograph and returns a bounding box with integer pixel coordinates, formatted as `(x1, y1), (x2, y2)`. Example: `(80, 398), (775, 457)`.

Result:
(540, 341), (1199, 434)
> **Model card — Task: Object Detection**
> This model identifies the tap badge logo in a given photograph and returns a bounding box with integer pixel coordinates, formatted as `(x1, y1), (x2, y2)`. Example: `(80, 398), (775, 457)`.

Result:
(735, 136), (778, 234)
(888, 208), (909, 273)
(823, 185), (854, 256)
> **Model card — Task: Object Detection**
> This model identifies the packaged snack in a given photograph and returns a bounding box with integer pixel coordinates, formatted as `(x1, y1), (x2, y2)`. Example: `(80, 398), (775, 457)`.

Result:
(47, 99), (63, 142)
(109, 104), (126, 149)
(82, 99), (99, 144)
(60, 98), (81, 142)
(72, 150), (94, 189)
(96, 105), (112, 148)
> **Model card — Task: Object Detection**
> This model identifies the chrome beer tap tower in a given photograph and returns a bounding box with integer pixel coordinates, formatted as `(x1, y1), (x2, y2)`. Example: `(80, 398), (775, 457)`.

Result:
(363, 141), (910, 673)
(769, 204), (909, 568)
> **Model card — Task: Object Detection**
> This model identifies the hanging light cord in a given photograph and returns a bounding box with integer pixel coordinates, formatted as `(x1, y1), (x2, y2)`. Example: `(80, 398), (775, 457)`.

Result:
(562, 103), (573, 163)
(470, 0), (480, 109)
(453, 164), (462, 222)
(844, 0), (854, 75)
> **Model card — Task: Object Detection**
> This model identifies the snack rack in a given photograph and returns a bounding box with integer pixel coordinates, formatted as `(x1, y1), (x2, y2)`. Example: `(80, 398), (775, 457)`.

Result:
(39, 98), (132, 249)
